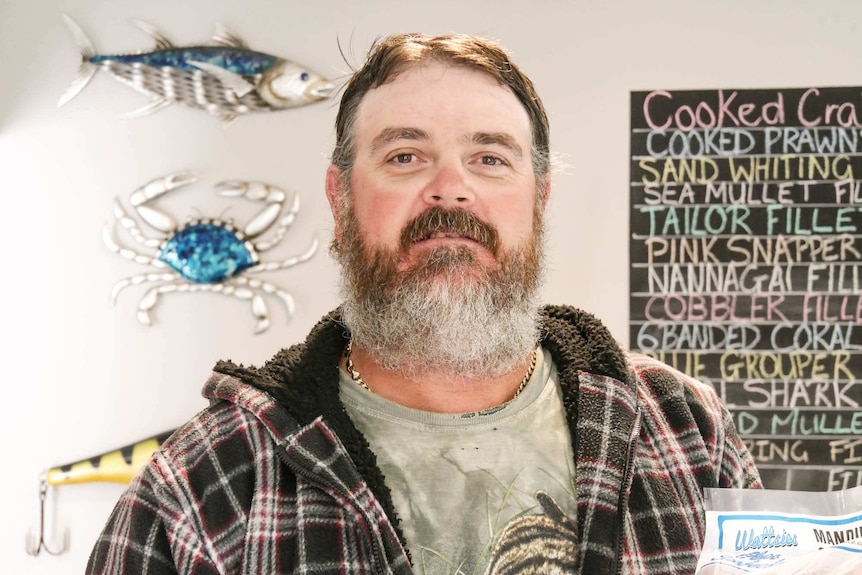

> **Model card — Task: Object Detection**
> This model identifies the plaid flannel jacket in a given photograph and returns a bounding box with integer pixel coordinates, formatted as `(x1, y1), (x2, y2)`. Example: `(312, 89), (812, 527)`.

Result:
(86, 306), (761, 574)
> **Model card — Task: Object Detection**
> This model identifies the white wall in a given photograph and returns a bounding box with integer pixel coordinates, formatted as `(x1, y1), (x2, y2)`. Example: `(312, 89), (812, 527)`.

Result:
(3, 0), (860, 571)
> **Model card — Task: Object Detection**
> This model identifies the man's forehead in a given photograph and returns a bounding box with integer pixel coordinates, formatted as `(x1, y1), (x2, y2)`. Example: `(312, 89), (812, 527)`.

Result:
(353, 63), (532, 150)
(362, 63), (524, 110)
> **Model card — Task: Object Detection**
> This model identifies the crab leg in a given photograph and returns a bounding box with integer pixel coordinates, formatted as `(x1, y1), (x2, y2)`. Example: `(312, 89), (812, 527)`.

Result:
(103, 225), (168, 267)
(136, 280), (281, 333)
(111, 199), (163, 248)
(110, 272), (178, 304)
(232, 276), (295, 318)
(247, 235), (319, 273)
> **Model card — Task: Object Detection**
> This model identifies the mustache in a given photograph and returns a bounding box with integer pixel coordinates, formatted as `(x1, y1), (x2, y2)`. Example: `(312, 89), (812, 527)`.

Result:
(399, 207), (500, 254)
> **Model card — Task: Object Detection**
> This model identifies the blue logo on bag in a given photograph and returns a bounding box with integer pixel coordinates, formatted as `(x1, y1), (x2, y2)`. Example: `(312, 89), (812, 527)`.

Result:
(735, 526), (798, 551)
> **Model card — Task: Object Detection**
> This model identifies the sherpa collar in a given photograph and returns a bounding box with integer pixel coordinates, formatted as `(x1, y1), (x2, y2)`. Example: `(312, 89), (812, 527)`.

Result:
(213, 305), (629, 426)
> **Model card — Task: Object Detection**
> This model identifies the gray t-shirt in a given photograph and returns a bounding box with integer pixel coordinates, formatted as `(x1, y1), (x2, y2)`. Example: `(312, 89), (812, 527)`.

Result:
(340, 347), (577, 575)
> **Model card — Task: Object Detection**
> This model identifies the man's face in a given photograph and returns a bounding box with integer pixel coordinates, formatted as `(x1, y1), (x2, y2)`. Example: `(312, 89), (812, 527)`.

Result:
(326, 62), (548, 376)
(327, 62), (545, 276)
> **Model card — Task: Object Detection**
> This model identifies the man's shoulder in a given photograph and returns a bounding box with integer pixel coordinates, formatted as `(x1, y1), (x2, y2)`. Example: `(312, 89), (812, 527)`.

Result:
(164, 379), (287, 454)
(173, 309), (350, 450)
(151, 371), (305, 477)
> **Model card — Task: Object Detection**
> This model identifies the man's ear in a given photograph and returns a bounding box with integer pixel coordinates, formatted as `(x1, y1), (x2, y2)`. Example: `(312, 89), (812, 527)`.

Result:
(326, 165), (345, 243)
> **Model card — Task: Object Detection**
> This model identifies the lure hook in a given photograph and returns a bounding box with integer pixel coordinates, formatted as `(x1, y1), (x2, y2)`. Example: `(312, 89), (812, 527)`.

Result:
(25, 473), (69, 557)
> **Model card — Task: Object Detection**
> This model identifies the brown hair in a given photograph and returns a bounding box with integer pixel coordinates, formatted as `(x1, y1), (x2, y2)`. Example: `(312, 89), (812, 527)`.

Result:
(331, 33), (551, 191)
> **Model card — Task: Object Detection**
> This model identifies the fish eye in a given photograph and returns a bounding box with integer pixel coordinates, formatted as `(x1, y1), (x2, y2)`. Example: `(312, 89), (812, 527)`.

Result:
(300, 72), (309, 81)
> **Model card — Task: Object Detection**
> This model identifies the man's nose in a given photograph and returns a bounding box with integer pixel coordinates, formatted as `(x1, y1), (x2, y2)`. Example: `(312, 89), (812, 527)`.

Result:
(422, 165), (475, 206)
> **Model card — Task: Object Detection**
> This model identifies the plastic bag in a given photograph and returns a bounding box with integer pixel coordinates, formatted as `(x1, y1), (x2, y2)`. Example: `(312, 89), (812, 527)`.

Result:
(695, 484), (862, 574)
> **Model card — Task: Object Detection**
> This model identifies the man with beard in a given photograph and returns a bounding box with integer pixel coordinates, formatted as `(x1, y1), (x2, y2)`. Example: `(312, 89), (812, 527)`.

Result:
(87, 34), (761, 575)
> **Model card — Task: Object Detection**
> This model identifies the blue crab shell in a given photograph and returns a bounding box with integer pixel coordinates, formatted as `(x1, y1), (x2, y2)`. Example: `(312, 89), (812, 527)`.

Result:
(159, 223), (256, 283)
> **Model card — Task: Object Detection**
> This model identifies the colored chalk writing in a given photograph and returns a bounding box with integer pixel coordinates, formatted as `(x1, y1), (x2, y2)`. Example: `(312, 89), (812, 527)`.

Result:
(631, 87), (862, 491)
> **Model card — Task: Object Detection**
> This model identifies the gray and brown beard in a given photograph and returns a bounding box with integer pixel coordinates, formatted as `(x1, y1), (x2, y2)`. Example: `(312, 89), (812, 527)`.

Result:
(332, 197), (545, 379)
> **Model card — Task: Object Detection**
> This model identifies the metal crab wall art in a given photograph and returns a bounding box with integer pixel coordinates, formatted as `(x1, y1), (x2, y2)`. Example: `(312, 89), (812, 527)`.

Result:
(104, 172), (318, 333)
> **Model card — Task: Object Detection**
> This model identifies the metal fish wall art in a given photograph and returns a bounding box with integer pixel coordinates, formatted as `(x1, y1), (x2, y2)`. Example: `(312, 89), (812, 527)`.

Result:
(59, 15), (335, 124)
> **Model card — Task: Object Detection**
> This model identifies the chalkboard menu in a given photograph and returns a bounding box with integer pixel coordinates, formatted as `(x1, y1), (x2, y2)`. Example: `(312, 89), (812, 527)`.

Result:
(630, 87), (862, 492)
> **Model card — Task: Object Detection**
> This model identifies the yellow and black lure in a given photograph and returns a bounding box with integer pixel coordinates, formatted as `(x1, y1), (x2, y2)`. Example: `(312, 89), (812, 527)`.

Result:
(45, 429), (175, 486)
(27, 430), (177, 556)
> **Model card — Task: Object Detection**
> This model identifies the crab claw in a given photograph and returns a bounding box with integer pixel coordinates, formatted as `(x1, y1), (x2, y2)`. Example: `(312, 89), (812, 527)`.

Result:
(215, 180), (292, 239)
(215, 180), (286, 203)
(129, 172), (196, 234)
(130, 172), (197, 206)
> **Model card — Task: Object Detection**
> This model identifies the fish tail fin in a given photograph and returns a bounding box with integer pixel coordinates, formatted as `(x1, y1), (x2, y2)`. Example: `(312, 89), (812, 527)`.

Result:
(58, 14), (98, 107)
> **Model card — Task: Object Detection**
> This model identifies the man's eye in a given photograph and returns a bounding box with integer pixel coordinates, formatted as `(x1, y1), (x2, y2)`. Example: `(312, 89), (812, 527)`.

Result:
(391, 153), (414, 164)
(481, 155), (506, 166)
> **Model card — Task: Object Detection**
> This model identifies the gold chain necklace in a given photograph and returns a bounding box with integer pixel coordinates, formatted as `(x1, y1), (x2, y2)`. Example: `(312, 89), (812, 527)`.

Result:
(344, 341), (538, 401)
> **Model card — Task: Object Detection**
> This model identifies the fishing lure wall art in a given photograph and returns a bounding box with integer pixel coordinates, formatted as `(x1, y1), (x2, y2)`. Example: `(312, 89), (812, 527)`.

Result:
(104, 172), (318, 333)
(59, 15), (335, 124)
(45, 430), (174, 487)
(27, 430), (175, 556)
